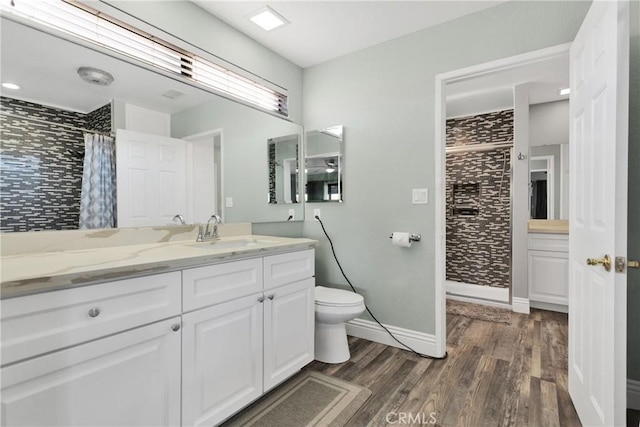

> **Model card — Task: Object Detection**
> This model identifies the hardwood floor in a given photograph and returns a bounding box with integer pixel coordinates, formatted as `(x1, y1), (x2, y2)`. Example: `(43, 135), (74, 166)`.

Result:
(306, 309), (583, 426)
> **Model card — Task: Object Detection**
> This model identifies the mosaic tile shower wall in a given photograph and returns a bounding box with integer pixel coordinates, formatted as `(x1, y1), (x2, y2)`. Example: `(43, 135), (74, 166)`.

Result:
(446, 110), (513, 288)
(1, 97), (112, 232)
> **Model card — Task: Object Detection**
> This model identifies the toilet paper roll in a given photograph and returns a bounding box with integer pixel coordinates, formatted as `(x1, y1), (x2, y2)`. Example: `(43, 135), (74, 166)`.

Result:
(391, 232), (412, 248)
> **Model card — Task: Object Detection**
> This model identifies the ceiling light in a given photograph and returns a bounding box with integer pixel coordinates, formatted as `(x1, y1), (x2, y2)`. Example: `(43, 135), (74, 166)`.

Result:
(559, 87), (570, 96)
(2, 82), (20, 90)
(250, 6), (289, 31)
(77, 67), (114, 86)
(326, 168), (336, 173)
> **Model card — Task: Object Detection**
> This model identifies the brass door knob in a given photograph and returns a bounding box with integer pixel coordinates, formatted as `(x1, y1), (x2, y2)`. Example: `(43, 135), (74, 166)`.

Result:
(629, 260), (640, 269)
(586, 254), (611, 272)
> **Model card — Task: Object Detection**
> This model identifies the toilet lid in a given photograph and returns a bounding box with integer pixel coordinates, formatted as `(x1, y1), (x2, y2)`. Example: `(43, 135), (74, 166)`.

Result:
(315, 286), (364, 307)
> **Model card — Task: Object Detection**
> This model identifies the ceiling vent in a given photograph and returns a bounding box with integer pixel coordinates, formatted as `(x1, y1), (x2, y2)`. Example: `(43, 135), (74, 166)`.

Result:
(162, 89), (186, 100)
(77, 67), (114, 86)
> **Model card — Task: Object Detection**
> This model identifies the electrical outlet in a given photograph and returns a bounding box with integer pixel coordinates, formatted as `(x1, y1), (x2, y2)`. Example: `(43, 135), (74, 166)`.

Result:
(225, 197), (234, 208)
(313, 209), (321, 221)
(288, 209), (295, 220)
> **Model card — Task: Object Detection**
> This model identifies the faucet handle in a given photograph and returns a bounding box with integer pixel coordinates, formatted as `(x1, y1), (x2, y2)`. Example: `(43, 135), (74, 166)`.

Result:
(196, 225), (205, 242)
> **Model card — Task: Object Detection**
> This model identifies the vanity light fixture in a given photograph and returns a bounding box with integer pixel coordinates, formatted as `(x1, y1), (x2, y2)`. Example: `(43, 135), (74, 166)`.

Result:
(559, 87), (570, 96)
(2, 82), (20, 90)
(250, 6), (289, 31)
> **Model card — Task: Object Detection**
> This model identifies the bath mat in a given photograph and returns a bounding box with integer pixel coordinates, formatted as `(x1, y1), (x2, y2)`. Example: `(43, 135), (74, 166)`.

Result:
(446, 299), (512, 323)
(221, 371), (371, 427)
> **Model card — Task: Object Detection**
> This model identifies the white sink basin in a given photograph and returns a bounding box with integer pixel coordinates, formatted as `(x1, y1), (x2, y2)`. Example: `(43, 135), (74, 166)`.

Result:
(185, 238), (278, 251)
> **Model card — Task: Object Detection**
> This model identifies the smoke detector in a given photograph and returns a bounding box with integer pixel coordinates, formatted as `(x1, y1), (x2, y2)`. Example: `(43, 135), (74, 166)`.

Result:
(77, 67), (114, 86)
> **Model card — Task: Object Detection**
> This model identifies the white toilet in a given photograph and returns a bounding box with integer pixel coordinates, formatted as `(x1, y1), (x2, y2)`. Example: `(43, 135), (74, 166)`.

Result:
(314, 286), (366, 364)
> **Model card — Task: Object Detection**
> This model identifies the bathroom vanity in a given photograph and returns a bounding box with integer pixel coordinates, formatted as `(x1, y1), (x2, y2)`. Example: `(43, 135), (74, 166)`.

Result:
(527, 220), (569, 312)
(0, 228), (317, 426)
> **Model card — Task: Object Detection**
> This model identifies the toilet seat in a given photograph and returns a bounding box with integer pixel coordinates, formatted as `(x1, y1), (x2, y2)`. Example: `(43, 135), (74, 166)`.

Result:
(315, 286), (364, 307)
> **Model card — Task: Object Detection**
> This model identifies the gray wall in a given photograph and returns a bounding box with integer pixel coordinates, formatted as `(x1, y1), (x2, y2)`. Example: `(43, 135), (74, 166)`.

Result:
(627, 0), (640, 383)
(301, 1), (590, 334)
(102, 0), (303, 124)
(529, 100), (569, 147)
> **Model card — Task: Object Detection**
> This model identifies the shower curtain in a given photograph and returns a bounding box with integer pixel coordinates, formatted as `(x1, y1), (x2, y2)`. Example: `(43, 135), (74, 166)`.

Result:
(79, 133), (117, 229)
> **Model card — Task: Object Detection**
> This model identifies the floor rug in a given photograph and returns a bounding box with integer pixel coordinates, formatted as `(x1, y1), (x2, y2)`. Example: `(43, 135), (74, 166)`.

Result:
(222, 370), (372, 427)
(447, 299), (512, 324)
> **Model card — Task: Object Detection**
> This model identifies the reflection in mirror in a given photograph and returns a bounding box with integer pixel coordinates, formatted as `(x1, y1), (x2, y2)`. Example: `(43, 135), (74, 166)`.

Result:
(305, 126), (343, 202)
(0, 16), (304, 231)
(268, 134), (300, 204)
(529, 144), (566, 220)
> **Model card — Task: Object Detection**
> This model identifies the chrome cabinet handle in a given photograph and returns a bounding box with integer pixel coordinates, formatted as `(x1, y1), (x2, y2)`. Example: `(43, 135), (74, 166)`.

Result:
(88, 307), (101, 318)
(258, 296), (265, 303)
(171, 323), (181, 332)
(267, 294), (275, 300)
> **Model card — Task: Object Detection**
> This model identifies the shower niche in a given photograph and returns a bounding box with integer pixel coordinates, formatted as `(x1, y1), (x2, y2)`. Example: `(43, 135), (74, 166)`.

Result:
(451, 182), (480, 216)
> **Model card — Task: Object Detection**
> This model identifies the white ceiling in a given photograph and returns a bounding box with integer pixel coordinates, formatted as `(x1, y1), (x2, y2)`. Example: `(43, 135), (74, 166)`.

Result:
(192, 1), (507, 68)
(446, 54), (570, 118)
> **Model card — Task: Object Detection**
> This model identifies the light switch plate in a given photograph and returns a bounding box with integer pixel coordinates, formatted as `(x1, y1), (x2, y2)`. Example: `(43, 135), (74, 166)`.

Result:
(225, 197), (234, 208)
(288, 209), (295, 220)
(412, 188), (428, 204)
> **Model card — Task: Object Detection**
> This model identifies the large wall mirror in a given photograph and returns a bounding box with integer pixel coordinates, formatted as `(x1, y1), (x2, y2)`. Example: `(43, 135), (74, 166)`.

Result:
(305, 126), (343, 202)
(529, 100), (569, 221)
(0, 15), (303, 232)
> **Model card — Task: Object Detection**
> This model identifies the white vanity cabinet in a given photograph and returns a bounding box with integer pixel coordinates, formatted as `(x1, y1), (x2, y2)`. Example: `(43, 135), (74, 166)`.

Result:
(528, 233), (569, 311)
(180, 249), (315, 427)
(0, 273), (183, 427)
(1, 246), (315, 427)
(263, 250), (315, 391)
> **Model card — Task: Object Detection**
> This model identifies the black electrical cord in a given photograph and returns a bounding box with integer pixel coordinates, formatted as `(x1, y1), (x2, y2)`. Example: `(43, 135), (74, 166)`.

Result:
(314, 216), (448, 360)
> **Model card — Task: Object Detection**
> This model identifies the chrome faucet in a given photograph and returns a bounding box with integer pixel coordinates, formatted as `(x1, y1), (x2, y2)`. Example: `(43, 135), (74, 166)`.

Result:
(195, 214), (223, 242)
(172, 214), (185, 225)
(206, 214), (222, 239)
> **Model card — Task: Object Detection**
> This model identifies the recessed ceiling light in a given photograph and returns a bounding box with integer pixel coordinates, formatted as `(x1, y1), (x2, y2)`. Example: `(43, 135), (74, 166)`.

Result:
(559, 87), (570, 96)
(250, 6), (289, 31)
(2, 82), (20, 90)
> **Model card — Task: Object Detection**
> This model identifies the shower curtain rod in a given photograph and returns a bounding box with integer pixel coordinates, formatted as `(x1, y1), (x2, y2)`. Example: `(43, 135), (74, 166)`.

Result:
(0, 111), (114, 137)
(445, 141), (513, 153)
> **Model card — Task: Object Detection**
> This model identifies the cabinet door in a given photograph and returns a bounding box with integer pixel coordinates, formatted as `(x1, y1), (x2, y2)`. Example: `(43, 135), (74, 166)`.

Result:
(182, 294), (263, 427)
(1, 317), (181, 427)
(528, 250), (570, 305)
(263, 278), (315, 391)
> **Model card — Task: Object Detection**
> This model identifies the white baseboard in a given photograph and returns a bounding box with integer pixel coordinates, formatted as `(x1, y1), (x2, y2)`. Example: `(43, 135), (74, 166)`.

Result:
(446, 294), (511, 310)
(629, 379), (640, 410)
(511, 297), (530, 314)
(345, 318), (440, 357)
(446, 280), (509, 303)
(529, 300), (568, 314)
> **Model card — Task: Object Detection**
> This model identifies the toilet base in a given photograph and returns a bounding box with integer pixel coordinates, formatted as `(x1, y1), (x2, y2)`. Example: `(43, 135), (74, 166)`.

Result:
(314, 322), (351, 364)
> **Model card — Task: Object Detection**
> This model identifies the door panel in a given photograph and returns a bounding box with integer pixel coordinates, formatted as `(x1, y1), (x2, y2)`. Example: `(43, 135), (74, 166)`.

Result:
(116, 129), (187, 227)
(568, 2), (629, 425)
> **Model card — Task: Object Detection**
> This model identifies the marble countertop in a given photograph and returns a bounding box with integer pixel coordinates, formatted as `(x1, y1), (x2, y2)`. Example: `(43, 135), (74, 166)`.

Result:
(1, 235), (318, 299)
(527, 219), (569, 234)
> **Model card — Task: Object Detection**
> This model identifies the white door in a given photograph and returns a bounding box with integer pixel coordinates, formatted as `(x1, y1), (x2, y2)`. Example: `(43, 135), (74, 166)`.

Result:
(263, 278), (315, 391)
(181, 294), (263, 427)
(116, 129), (187, 227)
(568, 1), (629, 426)
(1, 317), (182, 426)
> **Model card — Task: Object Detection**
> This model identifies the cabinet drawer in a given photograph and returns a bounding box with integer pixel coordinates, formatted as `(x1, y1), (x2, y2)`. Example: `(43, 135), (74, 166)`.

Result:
(1, 272), (181, 366)
(182, 258), (263, 312)
(264, 249), (315, 290)
(528, 233), (569, 252)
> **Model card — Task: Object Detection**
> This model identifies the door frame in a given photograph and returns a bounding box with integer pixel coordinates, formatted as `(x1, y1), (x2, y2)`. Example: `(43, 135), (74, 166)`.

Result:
(183, 128), (224, 223)
(530, 154), (555, 220)
(433, 43), (571, 356)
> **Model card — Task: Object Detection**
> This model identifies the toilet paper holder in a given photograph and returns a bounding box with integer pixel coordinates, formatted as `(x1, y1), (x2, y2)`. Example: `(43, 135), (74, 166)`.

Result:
(388, 233), (421, 242)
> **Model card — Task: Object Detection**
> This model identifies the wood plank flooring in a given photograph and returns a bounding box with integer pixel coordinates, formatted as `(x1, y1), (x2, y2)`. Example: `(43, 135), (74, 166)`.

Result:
(306, 309), (583, 427)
